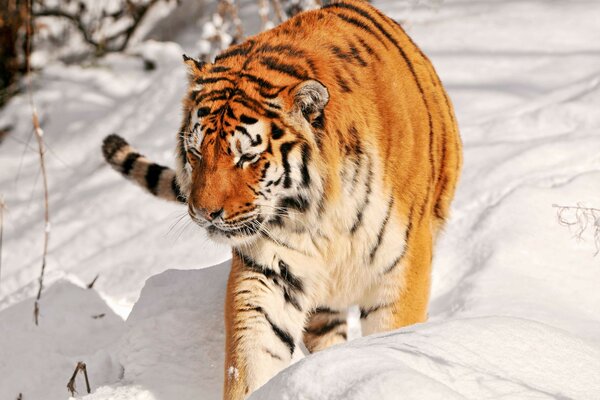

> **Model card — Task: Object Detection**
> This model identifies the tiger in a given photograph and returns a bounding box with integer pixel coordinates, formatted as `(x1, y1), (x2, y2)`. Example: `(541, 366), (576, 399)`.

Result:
(101, 0), (461, 398)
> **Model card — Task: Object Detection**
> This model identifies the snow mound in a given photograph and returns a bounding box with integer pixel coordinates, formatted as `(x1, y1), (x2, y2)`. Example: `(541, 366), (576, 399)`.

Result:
(113, 262), (230, 400)
(252, 317), (600, 400)
(0, 278), (124, 400)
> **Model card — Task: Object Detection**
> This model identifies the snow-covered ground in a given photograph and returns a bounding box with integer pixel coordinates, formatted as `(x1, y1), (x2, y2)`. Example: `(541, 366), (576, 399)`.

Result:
(1, 0), (600, 399)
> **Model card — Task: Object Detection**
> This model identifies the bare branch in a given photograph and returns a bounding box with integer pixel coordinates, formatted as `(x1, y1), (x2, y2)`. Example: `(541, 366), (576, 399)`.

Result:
(32, 0), (164, 56)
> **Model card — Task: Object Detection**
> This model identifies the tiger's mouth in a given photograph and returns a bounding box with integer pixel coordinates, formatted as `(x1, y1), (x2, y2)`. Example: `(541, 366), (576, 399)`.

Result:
(202, 215), (266, 242)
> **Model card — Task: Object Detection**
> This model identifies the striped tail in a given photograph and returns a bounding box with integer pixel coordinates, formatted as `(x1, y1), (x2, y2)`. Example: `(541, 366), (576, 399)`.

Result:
(102, 134), (186, 203)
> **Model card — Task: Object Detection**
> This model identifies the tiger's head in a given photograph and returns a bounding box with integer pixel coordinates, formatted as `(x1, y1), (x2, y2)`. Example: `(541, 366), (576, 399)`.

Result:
(176, 55), (329, 245)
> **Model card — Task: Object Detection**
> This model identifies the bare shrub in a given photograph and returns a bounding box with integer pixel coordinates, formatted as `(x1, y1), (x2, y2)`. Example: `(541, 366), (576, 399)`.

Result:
(553, 204), (600, 255)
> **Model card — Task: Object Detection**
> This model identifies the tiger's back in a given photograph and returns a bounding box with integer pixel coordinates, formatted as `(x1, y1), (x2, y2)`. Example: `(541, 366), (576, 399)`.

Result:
(102, 1), (461, 398)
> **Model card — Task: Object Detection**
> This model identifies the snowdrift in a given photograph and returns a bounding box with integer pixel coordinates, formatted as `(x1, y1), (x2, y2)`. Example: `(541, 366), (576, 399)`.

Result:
(252, 317), (600, 400)
(2, 268), (598, 400)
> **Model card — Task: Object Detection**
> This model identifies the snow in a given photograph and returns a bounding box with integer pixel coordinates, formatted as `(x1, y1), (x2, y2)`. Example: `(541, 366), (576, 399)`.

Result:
(1, 0), (600, 399)
(252, 317), (600, 400)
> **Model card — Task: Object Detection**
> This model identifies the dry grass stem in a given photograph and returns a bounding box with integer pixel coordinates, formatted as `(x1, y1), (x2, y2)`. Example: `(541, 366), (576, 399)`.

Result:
(25, 0), (50, 326)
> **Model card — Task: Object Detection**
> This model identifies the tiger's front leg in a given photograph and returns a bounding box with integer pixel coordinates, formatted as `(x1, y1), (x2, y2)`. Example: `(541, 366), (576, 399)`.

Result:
(224, 250), (308, 400)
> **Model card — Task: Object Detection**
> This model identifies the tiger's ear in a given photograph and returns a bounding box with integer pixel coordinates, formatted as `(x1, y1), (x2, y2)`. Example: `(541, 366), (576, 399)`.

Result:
(291, 80), (329, 125)
(182, 54), (207, 76)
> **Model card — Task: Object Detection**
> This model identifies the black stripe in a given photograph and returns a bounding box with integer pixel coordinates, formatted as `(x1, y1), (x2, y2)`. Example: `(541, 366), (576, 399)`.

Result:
(121, 152), (141, 175)
(243, 276), (271, 290)
(210, 65), (231, 73)
(235, 125), (251, 138)
(226, 105), (236, 119)
(369, 199), (394, 263)
(279, 196), (310, 212)
(171, 177), (186, 203)
(240, 114), (258, 125)
(382, 254), (403, 275)
(264, 348), (283, 361)
(231, 97), (264, 116)
(196, 76), (236, 85)
(330, 45), (352, 62)
(360, 303), (395, 319)
(350, 156), (373, 234)
(335, 73), (352, 93)
(279, 141), (297, 188)
(355, 35), (381, 61)
(360, 305), (383, 319)
(178, 114), (190, 162)
(214, 45), (252, 62)
(278, 260), (304, 292)
(330, 44), (368, 67)
(260, 56), (309, 81)
(326, 12), (388, 49)
(263, 310), (295, 355)
(197, 88), (233, 102)
(271, 123), (285, 140)
(259, 86), (289, 100)
(238, 251), (304, 311)
(305, 319), (345, 336)
(255, 43), (307, 58)
(260, 161), (270, 181)
(238, 252), (277, 280)
(300, 143), (311, 187)
(283, 291), (302, 311)
(382, 205), (415, 273)
(145, 164), (167, 194)
(350, 45), (368, 67)
(235, 126), (261, 146)
(240, 72), (277, 90)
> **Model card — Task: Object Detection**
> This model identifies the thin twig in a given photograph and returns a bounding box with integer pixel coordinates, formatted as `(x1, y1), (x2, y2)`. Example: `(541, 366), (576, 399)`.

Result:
(87, 274), (99, 289)
(66, 362), (91, 396)
(26, 0), (51, 326)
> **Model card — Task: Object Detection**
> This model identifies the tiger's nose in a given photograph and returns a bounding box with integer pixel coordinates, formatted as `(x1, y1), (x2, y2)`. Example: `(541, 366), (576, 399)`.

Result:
(200, 207), (224, 222)
(208, 208), (224, 221)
